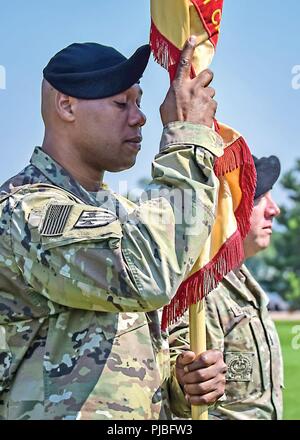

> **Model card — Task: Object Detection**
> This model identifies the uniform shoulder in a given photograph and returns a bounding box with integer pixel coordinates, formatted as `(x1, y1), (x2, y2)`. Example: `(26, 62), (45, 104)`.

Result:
(1, 184), (78, 227)
(4, 183), (76, 205)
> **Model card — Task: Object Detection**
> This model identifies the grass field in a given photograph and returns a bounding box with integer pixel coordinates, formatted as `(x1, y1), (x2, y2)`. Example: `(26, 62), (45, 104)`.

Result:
(275, 320), (300, 420)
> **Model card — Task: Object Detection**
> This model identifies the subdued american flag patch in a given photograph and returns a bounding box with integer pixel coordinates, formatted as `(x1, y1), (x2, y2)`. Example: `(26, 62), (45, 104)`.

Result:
(40, 204), (72, 236)
(74, 210), (116, 228)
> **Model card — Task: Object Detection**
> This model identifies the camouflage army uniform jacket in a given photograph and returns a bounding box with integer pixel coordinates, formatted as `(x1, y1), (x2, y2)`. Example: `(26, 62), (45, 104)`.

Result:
(0, 122), (223, 420)
(169, 265), (284, 420)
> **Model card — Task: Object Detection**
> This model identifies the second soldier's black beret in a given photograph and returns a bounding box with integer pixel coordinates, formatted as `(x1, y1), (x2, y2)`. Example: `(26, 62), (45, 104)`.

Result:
(253, 155), (281, 200)
(43, 42), (151, 99)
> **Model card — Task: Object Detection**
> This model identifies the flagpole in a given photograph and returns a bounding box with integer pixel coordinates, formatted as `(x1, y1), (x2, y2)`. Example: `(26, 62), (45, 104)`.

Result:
(189, 301), (208, 420)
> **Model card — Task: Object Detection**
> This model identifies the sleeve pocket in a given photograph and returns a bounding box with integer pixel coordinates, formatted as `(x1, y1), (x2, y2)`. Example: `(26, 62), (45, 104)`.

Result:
(223, 351), (255, 403)
(28, 202), (123, 250)
(40, 219), (123, 250)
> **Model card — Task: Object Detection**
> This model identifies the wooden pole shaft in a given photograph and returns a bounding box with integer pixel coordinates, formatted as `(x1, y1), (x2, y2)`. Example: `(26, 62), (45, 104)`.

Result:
(189, 300), (208, 420)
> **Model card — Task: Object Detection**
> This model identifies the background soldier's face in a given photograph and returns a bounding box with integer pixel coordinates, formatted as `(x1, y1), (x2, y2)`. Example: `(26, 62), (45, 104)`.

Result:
(72, 84), (146, 173)
(244, 191), (280, 258)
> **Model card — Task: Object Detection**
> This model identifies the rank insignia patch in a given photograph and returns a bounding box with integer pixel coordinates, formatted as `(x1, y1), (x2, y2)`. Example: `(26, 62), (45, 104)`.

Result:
(41, 204), (73, 236)
(74, 210), (117, 228)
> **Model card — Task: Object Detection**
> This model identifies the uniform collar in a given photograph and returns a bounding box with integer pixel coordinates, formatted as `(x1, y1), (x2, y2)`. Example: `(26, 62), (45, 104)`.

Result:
(224, 264), (269, 309)
(30, 147), (128, 220)
(240, 265), (269, 308)
(30, 146), (104, 206)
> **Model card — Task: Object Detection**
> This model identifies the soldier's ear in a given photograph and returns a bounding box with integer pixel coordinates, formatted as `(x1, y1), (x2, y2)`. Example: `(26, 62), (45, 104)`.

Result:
(55, 92), (76, 123)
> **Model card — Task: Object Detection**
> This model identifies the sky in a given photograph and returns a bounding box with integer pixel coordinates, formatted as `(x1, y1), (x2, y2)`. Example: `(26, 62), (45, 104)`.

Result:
(0, 0), (299, 204)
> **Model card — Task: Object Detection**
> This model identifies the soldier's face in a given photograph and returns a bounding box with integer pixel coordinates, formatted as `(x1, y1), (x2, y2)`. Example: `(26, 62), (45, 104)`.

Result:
(73, 84), (146, 172)
(243, 191), (280, 258)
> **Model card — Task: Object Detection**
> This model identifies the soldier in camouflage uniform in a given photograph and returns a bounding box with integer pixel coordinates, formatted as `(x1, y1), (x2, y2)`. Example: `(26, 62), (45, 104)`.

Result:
(0, 38), (227, 419)
(170, 155), (284, 420)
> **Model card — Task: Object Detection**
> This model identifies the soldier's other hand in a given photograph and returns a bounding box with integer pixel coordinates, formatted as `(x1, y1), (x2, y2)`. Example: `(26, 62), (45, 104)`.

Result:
(175, 349), (227, 406)
(160, 36), (217, 128)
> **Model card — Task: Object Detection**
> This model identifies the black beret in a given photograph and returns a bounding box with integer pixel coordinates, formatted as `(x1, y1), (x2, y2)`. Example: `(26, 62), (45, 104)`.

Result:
(43, 42), (151, 99)
(253, 155), (281, 200)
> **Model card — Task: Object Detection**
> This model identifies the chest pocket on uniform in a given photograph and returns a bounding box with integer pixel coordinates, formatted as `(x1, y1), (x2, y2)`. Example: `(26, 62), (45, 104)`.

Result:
(222, 306), (259, 401)
(249, 319), (271, 391)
